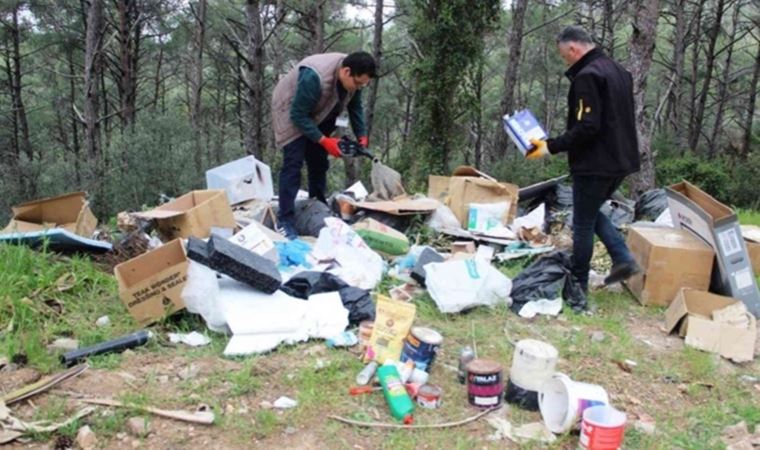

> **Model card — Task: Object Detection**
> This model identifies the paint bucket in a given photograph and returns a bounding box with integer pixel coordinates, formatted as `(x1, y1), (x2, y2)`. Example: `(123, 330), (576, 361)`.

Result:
(466, 359), (504, 408)
(505, 339), (558, 411)
(417, 384), (442, 409)
(538, 373), (609, 434)
(400, 326), (443, 372)
(579, 405), (627, 449)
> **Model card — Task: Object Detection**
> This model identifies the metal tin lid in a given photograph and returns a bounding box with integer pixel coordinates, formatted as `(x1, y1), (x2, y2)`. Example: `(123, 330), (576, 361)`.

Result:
(418, 384), (442, 397)
(466, 358), (502, 375)
(411, 326), (443, 344)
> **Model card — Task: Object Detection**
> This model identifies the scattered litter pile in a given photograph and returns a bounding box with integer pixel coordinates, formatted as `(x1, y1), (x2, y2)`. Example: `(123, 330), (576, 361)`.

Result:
(1, 152), (758, 448)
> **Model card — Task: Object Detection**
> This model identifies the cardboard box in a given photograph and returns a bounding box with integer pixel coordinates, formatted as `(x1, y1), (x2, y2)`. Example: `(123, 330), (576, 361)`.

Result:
(2, 191), (97, 238)
(134, 190), (236, 239)
(666, 181), (760, 316)
(206, 155), (274, 205)
(428, 166), (519, 227)
(741, 225), (760, 276)
(114, 239), (188, 325)
(625, 226), (714, 306)
(230, 221), (278, 263)
(665, 288), (756, 362)
(353, 218), (410, 256)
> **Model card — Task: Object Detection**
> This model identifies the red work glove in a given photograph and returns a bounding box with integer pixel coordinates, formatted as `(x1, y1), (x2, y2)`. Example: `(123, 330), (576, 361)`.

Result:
(358, 136), (369, 148)
(319, 136), (343, 158)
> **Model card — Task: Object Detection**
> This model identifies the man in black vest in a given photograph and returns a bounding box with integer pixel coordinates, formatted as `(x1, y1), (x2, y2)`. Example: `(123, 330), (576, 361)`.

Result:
(529, 26), (641, 294)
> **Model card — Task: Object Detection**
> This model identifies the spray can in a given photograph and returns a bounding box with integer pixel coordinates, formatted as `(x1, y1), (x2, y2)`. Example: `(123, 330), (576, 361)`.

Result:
(457, 346), (476, 384)
(355, 361), (378, 386)
(377, 364), (415, 424)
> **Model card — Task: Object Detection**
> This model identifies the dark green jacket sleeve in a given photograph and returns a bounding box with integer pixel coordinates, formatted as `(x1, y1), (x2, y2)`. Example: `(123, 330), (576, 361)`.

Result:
(347, 89), (367, 138)
(289, 67), (324, 143)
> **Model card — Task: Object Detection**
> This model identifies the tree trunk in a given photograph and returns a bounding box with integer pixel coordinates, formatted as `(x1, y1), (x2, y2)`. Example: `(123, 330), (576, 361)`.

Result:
(742, 40), (760, 157)
(365, 0), (383, 138)
(4, 51), (19, 167)
(9, 5), (32, 164)
(308, 1), (324, 53)
(601, 0), (616, 57)
(707, 0), (741, 157)
(492, 0), (529, 161)
(627, 0), (660, 197)
(116, 0), (134, 127)
(190, 0), (207, 173)
(667, 0), (688, 152)
(84, 0), (104, 160)
(152, 34), (164, 111)
(67, 48), (82, 186)
(687, 0), (725, 153)
(243, 0), (265, 159)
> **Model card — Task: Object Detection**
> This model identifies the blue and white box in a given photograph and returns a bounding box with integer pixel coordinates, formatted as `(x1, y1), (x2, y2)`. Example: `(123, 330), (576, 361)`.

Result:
(502, 109), (548, 156)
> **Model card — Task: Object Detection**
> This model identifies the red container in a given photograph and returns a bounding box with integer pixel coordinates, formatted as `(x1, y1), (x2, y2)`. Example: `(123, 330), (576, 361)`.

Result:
(579, 405), (626, 450)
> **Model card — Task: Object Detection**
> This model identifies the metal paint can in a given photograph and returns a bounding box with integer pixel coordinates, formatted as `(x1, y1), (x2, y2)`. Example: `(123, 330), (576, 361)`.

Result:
(358, 320), (374, 350)
(417, 384), (442, 409)
(400, 326), (443, 372)
(466, 359), (504, 408)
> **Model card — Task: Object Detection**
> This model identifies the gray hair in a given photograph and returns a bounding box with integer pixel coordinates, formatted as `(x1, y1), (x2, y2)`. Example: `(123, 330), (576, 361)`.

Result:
(557, 26), (594, 45)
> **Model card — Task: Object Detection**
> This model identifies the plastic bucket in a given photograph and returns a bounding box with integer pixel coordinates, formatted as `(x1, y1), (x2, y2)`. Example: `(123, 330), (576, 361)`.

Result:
(538, 373), (609, 433)
(506, 339), (559, 410)
(579, 405), (627, 449)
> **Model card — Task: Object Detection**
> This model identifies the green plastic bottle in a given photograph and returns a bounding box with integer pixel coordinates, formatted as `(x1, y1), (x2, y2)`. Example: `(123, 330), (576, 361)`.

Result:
(377, 364), (415, 424)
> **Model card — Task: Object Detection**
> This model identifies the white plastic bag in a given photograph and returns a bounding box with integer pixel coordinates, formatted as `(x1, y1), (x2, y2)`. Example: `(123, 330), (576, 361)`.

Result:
(425, 259), (512, 313)
(312, 218), (384, 290)
(181, 261), (228, 333)
(426, 201), (462, 231)
(468, 202), (509, 233)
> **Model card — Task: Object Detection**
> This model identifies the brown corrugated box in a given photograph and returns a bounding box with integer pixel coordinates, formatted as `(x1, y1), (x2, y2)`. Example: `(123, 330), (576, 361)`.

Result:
(2, 191), (97, 238)
(114, 239), (188, 325)
(625, 226), (714, 306)
(133, 190), (235, 239)
(665, 288), (756, 363)
(428, 166), (519, 227)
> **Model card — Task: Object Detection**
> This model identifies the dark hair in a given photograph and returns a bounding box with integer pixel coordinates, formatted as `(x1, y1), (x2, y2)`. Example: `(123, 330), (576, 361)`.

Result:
(342, 51), (377, 78)
(557, 26), (594, 45)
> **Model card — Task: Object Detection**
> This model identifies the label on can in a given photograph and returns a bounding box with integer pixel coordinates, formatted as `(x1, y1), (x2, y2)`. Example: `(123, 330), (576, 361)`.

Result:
(399, 327), (442, 372)
(417, 384), (442, 409)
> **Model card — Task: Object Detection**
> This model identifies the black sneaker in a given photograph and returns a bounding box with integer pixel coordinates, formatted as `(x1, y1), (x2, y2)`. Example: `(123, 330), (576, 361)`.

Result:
(604, 260), (642, 285)
(277, 220), (298, 241)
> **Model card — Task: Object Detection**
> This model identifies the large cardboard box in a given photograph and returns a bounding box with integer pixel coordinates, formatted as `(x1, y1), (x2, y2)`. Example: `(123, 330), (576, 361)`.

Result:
(428, 166), (519, 227)
(134, 190), (235, 239)
(2, 191), (97, 238)
(666, 181), (760, 316)
(206, 156), (274, 205)
(665, 288), (756, 362)
(625, 226), (714, 306)
(114, 239), (188, 325)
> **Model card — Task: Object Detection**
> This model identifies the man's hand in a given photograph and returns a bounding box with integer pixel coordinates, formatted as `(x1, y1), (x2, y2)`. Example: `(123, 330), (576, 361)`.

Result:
(526, 139), (549, 160)
(319, 136), (343, 158)
(358, 136), (369, 148)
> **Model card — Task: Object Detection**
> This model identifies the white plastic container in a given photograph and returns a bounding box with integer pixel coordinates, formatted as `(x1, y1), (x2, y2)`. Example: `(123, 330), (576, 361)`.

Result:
(509, 339), (558, 391)
(206, 155), (273, 205)
(538, 372), (609, 434)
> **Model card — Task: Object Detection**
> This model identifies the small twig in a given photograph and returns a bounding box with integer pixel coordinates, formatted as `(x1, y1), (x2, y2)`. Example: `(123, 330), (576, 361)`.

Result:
(74, 397), (215, 425)
(471, 320), (478, 358)
(328, 406), (499, 429)
(2, 364), (88, 406)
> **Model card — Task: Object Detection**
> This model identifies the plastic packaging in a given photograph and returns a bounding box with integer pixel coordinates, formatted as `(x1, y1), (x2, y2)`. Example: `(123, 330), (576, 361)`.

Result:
(377, 364), (414, 424)
(457, 346), (476, 384)
(365, 296), (416, 363)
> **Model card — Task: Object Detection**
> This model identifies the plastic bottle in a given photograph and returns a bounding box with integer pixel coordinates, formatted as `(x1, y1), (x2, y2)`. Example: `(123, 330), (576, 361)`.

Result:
(355, 361), (378, 386)
(377, 364), (415, 424)
(457, 346), (476, 384)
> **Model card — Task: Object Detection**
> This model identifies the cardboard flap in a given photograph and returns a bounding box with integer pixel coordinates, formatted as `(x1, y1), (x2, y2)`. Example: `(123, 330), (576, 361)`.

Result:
(664, 288), (691, 334)
(114, 239), (187, 287)
(355, 197), (439, 215)
(668, 181), (734, 223)
(132, 209), (185, 220)
(452, 165), (496, 181)
(9, 191), (96, 237)
(741, 225), (760, 243)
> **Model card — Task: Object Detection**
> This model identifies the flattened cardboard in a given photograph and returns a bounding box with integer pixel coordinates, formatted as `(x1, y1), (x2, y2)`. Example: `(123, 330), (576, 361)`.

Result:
(114, 239), (188, 325)
(625, 226), (714, 306)
(134, 190), (235, 239)
(354, 197), (439, 215)
(2, 191), (97, 238)
(741, 225), (760, 276)
(666, 181), (760, 316)
(428, 166), (519, 227)
(665, 288), (756, 362)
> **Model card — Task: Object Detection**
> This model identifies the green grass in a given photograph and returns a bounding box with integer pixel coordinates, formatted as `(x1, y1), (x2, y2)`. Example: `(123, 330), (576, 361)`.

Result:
(2, 239), (760, 449)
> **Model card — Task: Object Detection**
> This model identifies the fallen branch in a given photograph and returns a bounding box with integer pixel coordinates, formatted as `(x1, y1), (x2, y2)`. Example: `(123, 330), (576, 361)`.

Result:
(1, 363), (88, 406)
(328, 406), (500, 429)
(2, 406), (95, 433)
(76, 397), (215, 425)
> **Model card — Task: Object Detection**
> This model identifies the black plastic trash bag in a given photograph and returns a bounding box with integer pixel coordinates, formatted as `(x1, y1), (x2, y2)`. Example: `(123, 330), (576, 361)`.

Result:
(294, 199), (334, 237)
(509, 251), (587, 313)
(280, 271), (375, 325)
(635, 189), (668, 221)
(600, 199), (635, 230)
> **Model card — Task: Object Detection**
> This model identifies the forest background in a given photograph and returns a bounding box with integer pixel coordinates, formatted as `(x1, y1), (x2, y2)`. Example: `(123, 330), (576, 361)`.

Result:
(0, 0), (758, 221)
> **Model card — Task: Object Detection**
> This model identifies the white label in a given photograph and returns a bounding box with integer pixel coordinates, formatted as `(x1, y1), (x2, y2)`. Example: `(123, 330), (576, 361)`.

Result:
(335, 115), (349, 128)
(473, 396), (498, 406)
(734, 267), (754, 290)
(719, 228), (742, 257)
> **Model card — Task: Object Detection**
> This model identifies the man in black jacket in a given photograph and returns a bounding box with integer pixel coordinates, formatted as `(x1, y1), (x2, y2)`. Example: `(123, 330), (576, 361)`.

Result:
(529, 26), (641, 294)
